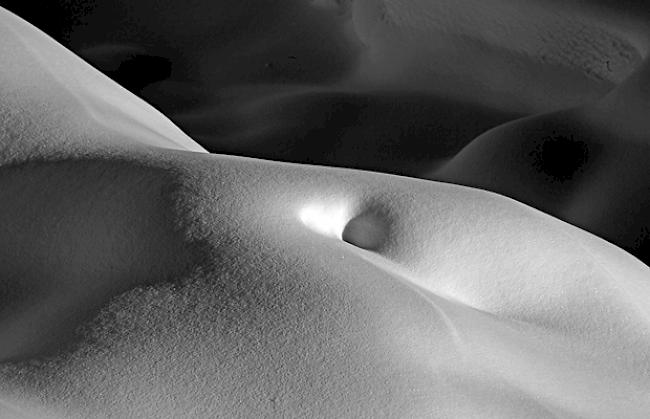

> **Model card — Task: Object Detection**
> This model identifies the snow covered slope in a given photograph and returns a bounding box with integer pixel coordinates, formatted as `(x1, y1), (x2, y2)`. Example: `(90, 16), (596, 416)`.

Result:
(1, 5), (650, 418)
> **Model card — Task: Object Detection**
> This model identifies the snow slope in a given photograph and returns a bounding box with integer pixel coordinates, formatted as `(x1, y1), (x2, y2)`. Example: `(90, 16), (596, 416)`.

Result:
(1, 5), (650, 418)
(0, 5), (205, 157)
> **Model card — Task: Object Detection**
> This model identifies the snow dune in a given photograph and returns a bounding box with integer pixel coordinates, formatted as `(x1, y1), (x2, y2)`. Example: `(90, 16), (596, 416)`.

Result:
(1, 3), (650, 419)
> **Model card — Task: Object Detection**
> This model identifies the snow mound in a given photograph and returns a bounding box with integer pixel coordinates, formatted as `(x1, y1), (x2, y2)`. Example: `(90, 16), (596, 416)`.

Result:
(436, 56), (650, 265)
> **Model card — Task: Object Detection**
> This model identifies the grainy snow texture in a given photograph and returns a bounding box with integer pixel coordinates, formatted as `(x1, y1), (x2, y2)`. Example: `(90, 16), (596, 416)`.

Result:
(1, 2), (650, 419)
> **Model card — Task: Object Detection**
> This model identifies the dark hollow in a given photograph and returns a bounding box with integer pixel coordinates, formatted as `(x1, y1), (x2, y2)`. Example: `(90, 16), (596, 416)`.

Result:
(530, 134), (590, 182)
(106, 54), (172, 94)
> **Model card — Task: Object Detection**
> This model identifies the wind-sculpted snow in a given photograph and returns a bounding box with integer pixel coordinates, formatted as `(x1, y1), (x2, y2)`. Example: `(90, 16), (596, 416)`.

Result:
(1, 3), (650, 419)
(2, 150), (650, 418)
(0, 7), (205, 157)
(435, 56), (650, 265)
(13, 0), (648, 263)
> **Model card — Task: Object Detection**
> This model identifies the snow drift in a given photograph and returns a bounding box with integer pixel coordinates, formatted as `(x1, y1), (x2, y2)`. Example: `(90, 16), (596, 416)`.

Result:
(1, 3), (650, 419)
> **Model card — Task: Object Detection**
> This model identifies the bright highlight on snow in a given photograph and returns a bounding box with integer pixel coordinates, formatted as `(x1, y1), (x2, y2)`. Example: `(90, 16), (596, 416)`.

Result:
(298, 202), (350, 238)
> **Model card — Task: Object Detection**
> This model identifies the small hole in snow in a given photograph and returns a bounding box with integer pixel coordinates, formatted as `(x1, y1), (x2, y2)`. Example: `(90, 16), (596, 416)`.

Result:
(342, 211), (389, 251)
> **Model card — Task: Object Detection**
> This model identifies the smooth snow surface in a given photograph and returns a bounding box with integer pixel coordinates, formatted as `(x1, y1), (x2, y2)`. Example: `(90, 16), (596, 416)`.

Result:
(1, 3), (650, 419)
(435, 55), (650, 267)
(0, 7), (206, 156)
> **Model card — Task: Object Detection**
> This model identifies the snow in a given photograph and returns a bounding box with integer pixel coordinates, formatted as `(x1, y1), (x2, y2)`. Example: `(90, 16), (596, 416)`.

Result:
(1, 3), (650, 418)
(435, 55), (650, 268)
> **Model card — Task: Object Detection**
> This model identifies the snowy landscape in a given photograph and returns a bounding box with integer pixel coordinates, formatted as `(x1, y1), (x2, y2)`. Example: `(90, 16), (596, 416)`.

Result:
(0, 1), (649, 417)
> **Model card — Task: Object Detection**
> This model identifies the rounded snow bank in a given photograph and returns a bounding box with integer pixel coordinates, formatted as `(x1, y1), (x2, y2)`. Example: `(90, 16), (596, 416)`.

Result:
(3, 151), (650, 418)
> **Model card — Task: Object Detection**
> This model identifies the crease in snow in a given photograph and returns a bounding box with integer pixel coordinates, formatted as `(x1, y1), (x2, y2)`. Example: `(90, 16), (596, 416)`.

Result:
(346, 243), (467, 351)
(396, 275), (466, 351)
(297, 196), (468, 350)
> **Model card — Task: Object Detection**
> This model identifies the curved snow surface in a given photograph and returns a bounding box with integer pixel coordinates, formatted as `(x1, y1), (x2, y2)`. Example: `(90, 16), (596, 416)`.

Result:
(37, 0), (650, 264)
(1, 4), (650, 419)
